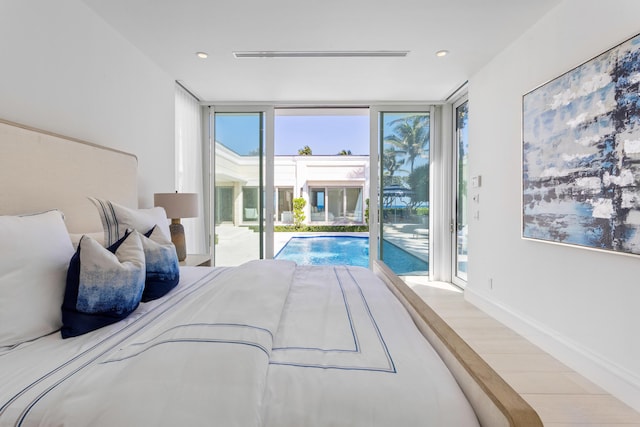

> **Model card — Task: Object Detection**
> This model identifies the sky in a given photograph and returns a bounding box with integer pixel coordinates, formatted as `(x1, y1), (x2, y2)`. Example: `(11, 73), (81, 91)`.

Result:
(214, 111), (370, 156)
(275, 115), (369, 155)
(213, 110), (428, 162)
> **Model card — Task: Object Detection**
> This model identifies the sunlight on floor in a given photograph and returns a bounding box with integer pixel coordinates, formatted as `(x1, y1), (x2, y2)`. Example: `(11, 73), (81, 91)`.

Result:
(401, 276), (463, 293)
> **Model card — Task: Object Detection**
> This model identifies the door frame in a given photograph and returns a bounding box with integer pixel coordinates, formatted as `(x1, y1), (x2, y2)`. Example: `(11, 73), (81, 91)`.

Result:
(209, 106), (275, 264)
(369, 105), (435, 274)
(451, 94), (469, 288)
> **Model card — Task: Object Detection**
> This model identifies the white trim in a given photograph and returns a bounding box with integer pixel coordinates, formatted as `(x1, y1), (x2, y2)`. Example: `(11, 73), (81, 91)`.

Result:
(430, 105), (446, 281)
(465, 287), (640, 412)
(264, 107), (275, 259)
(368, 108), (380, 265)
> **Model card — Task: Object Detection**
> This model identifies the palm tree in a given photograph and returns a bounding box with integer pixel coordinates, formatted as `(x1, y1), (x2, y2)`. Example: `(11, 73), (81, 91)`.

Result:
(298, 145), (312, 155)
(384, 114), (429, 173)
(382, 147), (406, 187)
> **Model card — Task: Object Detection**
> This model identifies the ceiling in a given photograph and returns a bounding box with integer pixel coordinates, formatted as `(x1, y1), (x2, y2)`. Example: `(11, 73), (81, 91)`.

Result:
(82, 0), (560, 104)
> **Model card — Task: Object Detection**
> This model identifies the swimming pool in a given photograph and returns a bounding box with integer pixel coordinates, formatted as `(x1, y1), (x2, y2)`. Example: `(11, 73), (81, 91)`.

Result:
(275, 236), (428, 275)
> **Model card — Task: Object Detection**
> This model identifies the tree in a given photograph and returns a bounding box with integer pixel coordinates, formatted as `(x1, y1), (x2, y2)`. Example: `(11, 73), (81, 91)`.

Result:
(382, 147), (406, 188)
(384, 114), (429, 173)
(298, 145), (312, 155)
(338, 149), (352, 155)
(407, 164), (429, 209)
(364, 198), (370, 225)
(293, 197), (306, 227)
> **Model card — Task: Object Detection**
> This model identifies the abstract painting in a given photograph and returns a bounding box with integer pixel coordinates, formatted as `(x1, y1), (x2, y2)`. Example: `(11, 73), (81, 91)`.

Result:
(523, 33), (640, 256)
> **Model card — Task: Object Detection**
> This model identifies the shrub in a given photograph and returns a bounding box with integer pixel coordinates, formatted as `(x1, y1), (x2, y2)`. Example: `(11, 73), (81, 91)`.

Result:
(274, 225), (369, 233)
(293, 197), (306, 227)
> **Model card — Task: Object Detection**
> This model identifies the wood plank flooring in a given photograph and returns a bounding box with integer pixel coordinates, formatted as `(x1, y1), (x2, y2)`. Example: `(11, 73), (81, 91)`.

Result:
(405, 279), (640, 426)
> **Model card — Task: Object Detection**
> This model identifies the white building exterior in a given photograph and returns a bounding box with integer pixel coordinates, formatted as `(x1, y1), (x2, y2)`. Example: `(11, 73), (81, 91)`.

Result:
(215, 144), (369, 226)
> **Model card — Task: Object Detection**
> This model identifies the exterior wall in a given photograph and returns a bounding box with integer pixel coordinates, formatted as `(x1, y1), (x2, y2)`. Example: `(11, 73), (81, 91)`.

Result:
(216, 146), (369, 225)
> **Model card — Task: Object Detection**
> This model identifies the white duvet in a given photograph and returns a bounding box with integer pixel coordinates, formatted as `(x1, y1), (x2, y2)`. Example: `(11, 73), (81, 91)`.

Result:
(0, 260), (479, 427)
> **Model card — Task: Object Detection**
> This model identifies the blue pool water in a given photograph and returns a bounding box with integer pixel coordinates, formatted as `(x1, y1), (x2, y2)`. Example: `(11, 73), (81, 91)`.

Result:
(275, 236), (428, 275)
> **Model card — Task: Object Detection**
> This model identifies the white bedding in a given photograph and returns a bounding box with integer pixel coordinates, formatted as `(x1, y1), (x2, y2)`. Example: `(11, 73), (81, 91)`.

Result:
(0, 261), (479, 427)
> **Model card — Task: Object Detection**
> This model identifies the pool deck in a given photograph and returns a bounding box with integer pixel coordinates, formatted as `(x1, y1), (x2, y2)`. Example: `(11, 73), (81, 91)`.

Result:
(214, 223), (429, 267)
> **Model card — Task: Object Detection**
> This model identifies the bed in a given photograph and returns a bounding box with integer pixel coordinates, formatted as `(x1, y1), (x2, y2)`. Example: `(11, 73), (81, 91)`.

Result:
(0, 118), (542, 426)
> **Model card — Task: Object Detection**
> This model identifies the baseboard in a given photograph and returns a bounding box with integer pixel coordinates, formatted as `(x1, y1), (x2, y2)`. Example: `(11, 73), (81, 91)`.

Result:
(464, 287), (640, 413)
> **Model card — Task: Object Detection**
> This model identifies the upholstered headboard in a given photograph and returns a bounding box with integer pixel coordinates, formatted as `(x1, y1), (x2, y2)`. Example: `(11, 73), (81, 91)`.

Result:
(0, 119), (138, 234)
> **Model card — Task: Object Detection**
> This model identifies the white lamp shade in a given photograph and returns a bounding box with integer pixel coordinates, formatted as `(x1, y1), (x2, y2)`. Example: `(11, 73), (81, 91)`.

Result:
(154, 193), (198, 219)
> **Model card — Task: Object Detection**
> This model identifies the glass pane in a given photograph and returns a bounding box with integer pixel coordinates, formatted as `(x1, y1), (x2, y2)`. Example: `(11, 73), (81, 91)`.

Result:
(214, 186), (233, 224)
(213, 112), (263, 266)
(242, 187), (259, 222)
(328, 187), (343, 221)
(345, 187), (363, 222)
(310, 187), (325, 222)
(277, 187), (294, 223)
(456, 102), (469, 281)
(380, 112), (430, 276)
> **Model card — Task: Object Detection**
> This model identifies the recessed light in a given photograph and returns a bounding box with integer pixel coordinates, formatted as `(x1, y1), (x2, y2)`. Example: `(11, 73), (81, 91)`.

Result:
(196, 52), (208, 59)
(233, 50), (409, 58)
(435, 50), (449, 57)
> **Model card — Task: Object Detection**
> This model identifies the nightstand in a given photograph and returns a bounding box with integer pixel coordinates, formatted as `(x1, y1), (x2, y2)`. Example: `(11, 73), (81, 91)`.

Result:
(179, 254), (212, 267)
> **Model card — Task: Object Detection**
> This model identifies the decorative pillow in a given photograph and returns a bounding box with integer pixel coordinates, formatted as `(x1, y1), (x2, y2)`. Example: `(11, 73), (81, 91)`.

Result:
(61, 231), (146, 339)
(89, 198), (170, 247)
(140, 226), (180, 302)
(69, 232), (105, 249)
(0, 210), (74, 348)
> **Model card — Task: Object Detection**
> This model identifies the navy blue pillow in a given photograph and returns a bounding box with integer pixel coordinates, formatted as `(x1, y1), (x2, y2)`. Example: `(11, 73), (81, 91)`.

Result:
(61, 231), (146, 339)
(140, 226), (180, 302)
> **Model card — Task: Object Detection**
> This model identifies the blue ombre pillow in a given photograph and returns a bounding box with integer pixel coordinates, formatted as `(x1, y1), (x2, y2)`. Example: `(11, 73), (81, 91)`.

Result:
(140, 226), (179, 302)
(61, 231), (146, 338)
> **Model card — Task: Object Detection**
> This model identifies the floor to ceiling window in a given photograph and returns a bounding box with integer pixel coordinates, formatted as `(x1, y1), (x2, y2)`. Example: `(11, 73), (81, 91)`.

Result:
(379, 111), (430, 276)
(206, 105), (450, 278)
(453, 98), (469, 284)
(212, 112), (264, 266)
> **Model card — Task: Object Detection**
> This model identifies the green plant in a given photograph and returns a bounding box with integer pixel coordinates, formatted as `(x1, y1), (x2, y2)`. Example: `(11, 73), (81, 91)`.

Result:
(364, 198), (370, 225)
(416, 207), (429, 216)
(293, 197), (306, 227)
(297, 145), (312, 155)
(274, 225), (369, 232)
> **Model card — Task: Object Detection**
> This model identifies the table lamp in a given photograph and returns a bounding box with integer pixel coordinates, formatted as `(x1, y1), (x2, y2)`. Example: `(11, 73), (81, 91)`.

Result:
(154, 192), (198, 261)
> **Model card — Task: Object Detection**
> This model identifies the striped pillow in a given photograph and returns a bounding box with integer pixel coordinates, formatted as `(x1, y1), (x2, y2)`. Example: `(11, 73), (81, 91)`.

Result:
(89, 198), (170, 247)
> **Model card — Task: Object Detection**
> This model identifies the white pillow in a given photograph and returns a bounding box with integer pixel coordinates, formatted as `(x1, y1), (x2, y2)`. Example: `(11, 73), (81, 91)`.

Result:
(0, 210), (74, 348)
(89, 198), (170, 247)
(69, 232), (105, 249)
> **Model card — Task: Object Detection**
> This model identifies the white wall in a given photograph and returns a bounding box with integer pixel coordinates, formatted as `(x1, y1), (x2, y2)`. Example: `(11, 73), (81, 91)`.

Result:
(467, 0), (640, 410)
(0, 0), (175, 207)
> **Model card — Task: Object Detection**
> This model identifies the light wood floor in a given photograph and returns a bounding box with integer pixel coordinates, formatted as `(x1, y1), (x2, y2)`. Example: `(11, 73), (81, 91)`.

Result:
(405, 279), (640, 427)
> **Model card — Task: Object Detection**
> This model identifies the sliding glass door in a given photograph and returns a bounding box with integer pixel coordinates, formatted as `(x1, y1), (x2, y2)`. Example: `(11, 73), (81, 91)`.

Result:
(453, 98), (469, 284)
(212, 112), (264, 266)
(208, 105), (443, 277)
(378, 110), (430, 276)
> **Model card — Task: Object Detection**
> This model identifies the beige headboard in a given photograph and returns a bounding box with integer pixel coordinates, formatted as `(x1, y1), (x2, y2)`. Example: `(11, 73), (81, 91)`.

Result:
(0, 119), (138, 234)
